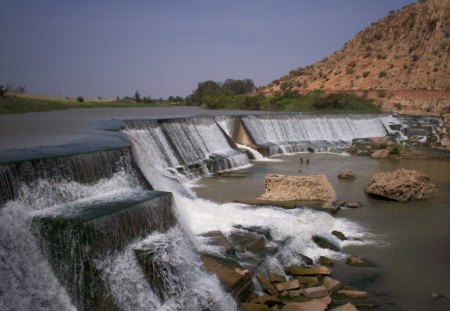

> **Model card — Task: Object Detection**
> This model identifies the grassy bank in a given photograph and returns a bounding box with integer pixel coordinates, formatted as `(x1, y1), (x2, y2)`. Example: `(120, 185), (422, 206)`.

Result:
(0, 90), (380, 115)
(0, 94), (179, 114)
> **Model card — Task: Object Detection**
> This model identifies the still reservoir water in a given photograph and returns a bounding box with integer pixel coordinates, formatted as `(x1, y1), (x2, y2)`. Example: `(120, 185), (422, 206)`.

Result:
(194, 154), (450, 311)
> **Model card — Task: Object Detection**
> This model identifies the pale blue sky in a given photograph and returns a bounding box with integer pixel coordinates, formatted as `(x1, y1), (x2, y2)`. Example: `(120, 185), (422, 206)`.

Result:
(0, 0), (414, 99)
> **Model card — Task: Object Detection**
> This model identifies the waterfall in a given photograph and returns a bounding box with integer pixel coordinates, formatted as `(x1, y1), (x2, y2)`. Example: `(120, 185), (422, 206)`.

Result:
(123, 114), (376, 310)
(124, 118), (249, 181)
(98, 226), (236, 311)
(241, 114), (389, 156)
(0, 147), (143, 207)
(1, 113), (384, 311)
(0, 148), (165, 311)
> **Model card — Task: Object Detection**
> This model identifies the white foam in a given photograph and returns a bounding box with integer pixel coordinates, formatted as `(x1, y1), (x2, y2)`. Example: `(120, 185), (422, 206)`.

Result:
(0, 169), (145, 311)
(175, 196), (372, 264)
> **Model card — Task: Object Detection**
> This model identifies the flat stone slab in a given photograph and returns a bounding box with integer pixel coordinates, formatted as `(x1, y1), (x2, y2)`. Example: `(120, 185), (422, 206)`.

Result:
(256, 273), (279, 297)
(328, 303), (359, 311)
(275, 279), (300, 292)
(303, 286), (329, 299)
(259, 174), (337, 207)
(269, 273), (287, 284)
(252, 295), (281, 307)
(201, 254), (253, 302)
(322, 276), (342, 293)
(282, 299), (328, 311)
(297, 276), (319, 286)
(285, 265), (332, 276)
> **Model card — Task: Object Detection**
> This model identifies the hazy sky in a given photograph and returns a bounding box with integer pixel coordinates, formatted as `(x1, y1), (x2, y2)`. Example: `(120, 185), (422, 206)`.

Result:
(0, 0), (415, 99)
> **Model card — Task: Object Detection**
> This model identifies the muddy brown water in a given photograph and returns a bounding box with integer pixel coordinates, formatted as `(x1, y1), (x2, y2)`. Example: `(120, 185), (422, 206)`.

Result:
(194, 153), (450, 311)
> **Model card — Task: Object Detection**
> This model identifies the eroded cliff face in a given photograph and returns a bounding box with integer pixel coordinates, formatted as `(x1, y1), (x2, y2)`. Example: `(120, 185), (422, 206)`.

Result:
(261, 0), (450, 115)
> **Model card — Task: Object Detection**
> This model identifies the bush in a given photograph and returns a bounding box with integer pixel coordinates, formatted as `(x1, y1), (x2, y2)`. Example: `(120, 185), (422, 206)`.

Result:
(378, 71), (387, 78)
(389, 145), (400, 155)
(377, 52), (387, 60)
(377, 90), (387, 98)
(76, 96), (84, 103)
(0, 85), (6, 97)
(362, 71), (370, 78)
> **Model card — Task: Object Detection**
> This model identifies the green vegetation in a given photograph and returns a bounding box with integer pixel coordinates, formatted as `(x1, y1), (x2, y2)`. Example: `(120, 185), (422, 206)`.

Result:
(0, 78), (380, 114)
(186, 79), (379, 112)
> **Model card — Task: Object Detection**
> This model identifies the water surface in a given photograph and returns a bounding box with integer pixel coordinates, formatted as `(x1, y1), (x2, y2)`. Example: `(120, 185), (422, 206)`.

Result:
(194, 154), (450, 311)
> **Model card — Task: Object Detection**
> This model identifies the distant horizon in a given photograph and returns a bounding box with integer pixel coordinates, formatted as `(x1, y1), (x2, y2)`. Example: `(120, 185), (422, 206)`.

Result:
(1, 0), (415, 99)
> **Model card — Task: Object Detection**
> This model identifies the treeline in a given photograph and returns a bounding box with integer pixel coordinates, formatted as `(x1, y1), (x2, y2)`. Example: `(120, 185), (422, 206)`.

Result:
(185, 78), (379, 112)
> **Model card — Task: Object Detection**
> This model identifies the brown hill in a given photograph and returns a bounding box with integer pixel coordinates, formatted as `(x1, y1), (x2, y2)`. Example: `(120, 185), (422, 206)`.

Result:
(261, 0), (450, 116)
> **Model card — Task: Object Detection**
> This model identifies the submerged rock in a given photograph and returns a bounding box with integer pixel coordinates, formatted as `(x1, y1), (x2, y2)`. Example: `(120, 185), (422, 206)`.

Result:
(312, 235), (341, 252)
(259, 174), (337, 207)
(338, 169), (356, 180)
(345, 202), (360, 208)
(200, 230), (236, 255)
(318, 256), (335, 267)
(366, 169), (438, 201)
(331, 231), (347, 241)
(337, 289), (368, 298)
(346, 256), (374, 267)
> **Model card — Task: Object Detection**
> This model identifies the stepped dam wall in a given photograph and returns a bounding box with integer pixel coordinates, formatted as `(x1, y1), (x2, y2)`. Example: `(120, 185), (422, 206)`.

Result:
(1, 112), (418, 310)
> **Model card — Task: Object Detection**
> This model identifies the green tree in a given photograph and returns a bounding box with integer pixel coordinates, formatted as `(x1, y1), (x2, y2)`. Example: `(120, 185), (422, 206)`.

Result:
(185, 80), (221, 106)
(0, 85), (6, 97)
(134, 90), (141, 103)
(221, 79), (255, 95)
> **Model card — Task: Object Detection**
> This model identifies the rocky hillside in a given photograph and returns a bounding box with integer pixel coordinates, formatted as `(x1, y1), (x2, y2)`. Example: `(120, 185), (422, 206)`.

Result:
(261, 0), (450, 115)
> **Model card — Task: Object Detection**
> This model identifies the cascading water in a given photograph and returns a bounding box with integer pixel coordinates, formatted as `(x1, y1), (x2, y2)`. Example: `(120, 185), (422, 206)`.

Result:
(1, 113), (388, 311)
(123, 118), (250, 184)
(241, 114), (390, 156)
(122, 115), (377, 309)
(0, 148), (167, 311)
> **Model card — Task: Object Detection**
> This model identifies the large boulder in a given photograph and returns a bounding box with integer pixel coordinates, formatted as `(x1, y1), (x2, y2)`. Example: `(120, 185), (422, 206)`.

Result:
(366, 169), (438, 201)
(260, 174), (337, 207)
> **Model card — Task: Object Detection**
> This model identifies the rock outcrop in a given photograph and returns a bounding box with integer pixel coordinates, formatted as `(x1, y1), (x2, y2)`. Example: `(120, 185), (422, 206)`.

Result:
(260, 0), (450, 115)
(366, 169), (438, 201)
(260, 174), (337, 207)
